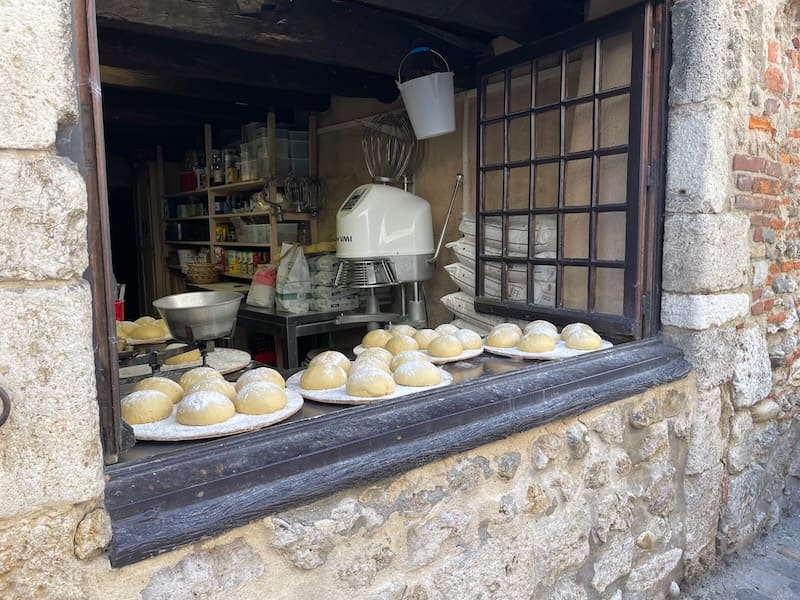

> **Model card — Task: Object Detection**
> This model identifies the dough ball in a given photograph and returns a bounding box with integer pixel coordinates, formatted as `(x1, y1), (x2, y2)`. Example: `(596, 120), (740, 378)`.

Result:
(390, 350), (429, 372)
(565, 329), (603, 351)
(309, 350), (351, 373)
(435, 323), (459, 336)
(389, 324), (417, 337)
(235, 367), (285, 391)
(486, 327), (521, 348)
(362, 329), (392, 348)
(353, 355), (392, 373)
(385, 334), (419, 356)
(134, 316), (156, 326)
(176, 391), (235, 426)
(428, 334), (464, 358)
(117, 320), (138, 337)
(164, 344), (201, 365)
(518, 332), (557, 353)
(129, 323), (165, 340)
(186, 377), (237, 401)
(179, 366), (225, 391)
(357, 347), (393, 365)
(489, 323), (523, 338)
(561, 322), (593, 340)
(300, 363), (347, 390)
(524, 320), (558, 336)
(393, 361), (442, 387)
(234, 381), (288, 414)
(346, 367), (396, 397)
(121, 389), (173, 424)
(133, 376), (184, 404)
(413, 328), (439, 350)
(455, 329), (483, 350)
(153, 319), (171, 335)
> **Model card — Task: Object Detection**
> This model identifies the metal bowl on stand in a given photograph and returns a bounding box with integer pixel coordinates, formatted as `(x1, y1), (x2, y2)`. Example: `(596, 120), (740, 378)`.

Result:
(153, 291), (243, 343)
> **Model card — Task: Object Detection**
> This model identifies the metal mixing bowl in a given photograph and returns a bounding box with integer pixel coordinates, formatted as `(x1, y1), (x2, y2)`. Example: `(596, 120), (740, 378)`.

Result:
(152, 291), (243, 342)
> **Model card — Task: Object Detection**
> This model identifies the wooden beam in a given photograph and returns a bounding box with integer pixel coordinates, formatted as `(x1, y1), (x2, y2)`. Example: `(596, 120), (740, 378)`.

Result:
(95, 0), (490, 77)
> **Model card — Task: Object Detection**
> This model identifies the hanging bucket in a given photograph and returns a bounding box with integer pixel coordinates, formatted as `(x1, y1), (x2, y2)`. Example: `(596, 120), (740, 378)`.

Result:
(397, 47), (456, 140)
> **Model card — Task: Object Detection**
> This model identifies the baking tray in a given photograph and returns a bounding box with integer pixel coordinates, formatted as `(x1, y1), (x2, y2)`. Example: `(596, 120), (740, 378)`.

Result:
(483, 339), (613, 360)
(353, 344), (484, 365)
(119, 348), (251, 379)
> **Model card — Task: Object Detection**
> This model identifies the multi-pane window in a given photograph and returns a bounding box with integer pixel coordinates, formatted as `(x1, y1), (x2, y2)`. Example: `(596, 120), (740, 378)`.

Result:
(475, 3), (665, 340)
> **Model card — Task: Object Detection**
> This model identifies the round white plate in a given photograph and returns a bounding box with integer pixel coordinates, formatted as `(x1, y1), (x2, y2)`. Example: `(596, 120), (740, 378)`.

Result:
(483, 339), (613, 360)
(119, 348), (252, 379)
(353, 344), (484, 364)
(132, 389), (303, 441)
(286, 369), (453, 405)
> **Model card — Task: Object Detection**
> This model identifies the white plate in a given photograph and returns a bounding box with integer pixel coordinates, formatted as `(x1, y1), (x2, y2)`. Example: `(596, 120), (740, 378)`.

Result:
(132, 389), (303, 441)
(119, 348), (252, 379)
(353, 344), (484, 365)
(483, 339), (613, 360)
(126, 334), (174, 346)
(286, 369), (453, 405)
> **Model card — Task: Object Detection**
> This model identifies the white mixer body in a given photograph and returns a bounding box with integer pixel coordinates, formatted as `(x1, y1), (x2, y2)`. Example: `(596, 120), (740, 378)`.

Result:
(336, 183), (435, 282)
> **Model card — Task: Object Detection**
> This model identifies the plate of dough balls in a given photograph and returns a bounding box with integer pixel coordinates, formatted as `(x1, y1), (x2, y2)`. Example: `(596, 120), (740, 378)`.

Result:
(286, 348), (453, 405)
(352, 322), (485, 365)
(118, 346), (252, 379)
(123, 366), (303, 441)
(482, 321), (612, 360)
(118, 316), (174, 345)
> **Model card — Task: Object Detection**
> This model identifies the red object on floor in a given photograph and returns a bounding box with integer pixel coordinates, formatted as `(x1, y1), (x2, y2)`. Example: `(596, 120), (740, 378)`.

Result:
(253, 351), (276, 366)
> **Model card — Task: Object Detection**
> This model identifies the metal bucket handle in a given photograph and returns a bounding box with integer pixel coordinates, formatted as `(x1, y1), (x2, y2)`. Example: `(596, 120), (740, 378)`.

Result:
(397, 47), (452, 84)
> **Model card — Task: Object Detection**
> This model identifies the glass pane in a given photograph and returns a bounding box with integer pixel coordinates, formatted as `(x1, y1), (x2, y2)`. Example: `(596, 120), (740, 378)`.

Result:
(506, 215), (529, 258)
(483, 266), (502, 298)
(600, 32), (632, 91)
(535, 53), (561, 106)
(533, 162), (559, 208)
(562, 266), (588, 310)
(508, 115), (531, 162)
(565, 102), (593, 153)
(509, 63), (532, 112)
(483, 72), (505, 119)
(482, 217), (502, 257)
(508, 166), (530, 211)
(483, 169), (503, 211)
(482, 121), (504, 166)
(598, 153), (628, 204)
(505, 263), (528, 302)
(565, 44), (595, 99)
(534, 110), (560, 158)
(563, 212), (589, 259)
(595, 267), (624, 314)
(599, 93), (629, 148)
(533, 214), (558, 256)
(596, 212), (626, 261)
(533, 263), (557, 306)
(564, 158), (592, 206)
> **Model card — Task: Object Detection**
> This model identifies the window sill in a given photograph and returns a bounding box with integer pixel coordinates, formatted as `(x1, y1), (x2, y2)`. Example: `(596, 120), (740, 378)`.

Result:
(104, 338), (690, 567)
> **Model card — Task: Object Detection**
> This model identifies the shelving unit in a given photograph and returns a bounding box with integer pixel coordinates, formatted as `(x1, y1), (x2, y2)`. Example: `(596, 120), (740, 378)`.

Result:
(159, 112), (319, 289)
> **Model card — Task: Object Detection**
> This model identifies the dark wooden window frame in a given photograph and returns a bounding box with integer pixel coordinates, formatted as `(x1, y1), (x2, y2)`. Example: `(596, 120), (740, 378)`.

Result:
(474, 1), (667, 341)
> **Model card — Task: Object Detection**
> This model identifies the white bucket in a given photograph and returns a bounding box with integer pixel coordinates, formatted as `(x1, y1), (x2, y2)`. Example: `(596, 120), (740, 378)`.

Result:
(397, 48), (456, 140)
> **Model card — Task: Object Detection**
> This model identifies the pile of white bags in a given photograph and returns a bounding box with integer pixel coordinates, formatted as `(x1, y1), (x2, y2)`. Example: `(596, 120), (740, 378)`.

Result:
(307, 254), (360, 312)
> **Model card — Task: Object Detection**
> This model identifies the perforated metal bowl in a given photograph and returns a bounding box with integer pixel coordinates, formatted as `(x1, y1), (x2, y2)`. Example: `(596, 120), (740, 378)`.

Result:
(152, 291), (243, 342)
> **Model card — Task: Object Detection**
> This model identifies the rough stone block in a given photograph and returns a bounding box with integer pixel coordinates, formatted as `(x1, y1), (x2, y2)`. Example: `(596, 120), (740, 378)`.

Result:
(727, 409), (755, 474)
(732, 326), (772, 408)
(665, 104), (731, 213)
(750, 399), (781, 422)
(0, 282), (103, 519)
(683, 464), (724, 573)
(719, 464), (765, 554)
(661, 293), (749, 330)
(590, 407), (624, 444)
(662, 214), (750, 293)
(533, 505), (590, 585)
(627, 548), (683, 593)
(662, 326), (737, 390)
(0, 0), (78, 149)
(636, 421), (671, 464)
(670, 0), (739, 105)
(592, 535), (634, 593)
(0, 155), (87, 280)
(686, 388), (723, 475)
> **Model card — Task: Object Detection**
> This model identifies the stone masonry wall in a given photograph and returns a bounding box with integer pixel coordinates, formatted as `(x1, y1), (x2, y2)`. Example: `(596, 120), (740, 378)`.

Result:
(662, 0), (800, 573)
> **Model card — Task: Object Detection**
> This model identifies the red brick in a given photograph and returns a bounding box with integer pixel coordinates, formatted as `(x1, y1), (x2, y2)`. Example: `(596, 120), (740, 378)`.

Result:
(752, 289), (763, 301)
(768, 40), (780, 63)
(790, 130), (800, 138)
(771, 218), (786, 229)
(765, 161), (783, 177)
(752, 177), (782, 195)
(768, 311), (787, 324)
(735, 195), (764, 210)
(753, 228), (764, 242)
(764, 298), (776, 311)
(736, 174), (753, 191)
(751, 302), (765, 316)
(733, 154), (767, 172)
(769, 263), (781, 275)
(751, 215), (772, 226)
(765, 66), (785, 93)
(794, 37), (800, 49)
(781, 261), (794, 272)
(749, 116), (774, 132)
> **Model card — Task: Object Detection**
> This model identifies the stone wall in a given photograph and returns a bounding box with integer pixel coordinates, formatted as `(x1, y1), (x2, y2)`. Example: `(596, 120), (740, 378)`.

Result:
(662, 0), (800, 571)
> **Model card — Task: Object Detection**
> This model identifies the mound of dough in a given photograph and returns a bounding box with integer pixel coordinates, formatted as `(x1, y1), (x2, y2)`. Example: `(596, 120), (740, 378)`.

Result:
(561, 322), (592, 340)
(385, 334), (419, 355)
(393, 361), (442, 387)
(301, 363), (348, 390)
(389, 324), (417, 338)
(518, 332), (557, 353)
(186, 377), (237, 401)
(486, 327), (521, 348)
(413, 328), (439, 350)
(116, 320), (137, 339)
(353, 355), (392, 373)
(121, 389), (173, 424)
(153, 319), (171, 335)
(234, 381), (288, 414)
(390, 350), (429, 372)
(133, 376), (184, 404)
(235, 367), (285, 391)
(455, 329), (483, 350)
(134, 316), (156, 326)
(345, 367), (396, 397)
(357, 347), (393, 365)
(179, 366), (225, 391)
(565, 329), (603, 351)
(176, 391), (235, 426)
(428, 334), (464, 358)
(362, 329), (392, 348)
(129, 323), (165, 340)
(524, 320), (558, 336)
(435, 323), (459, 336)
(164, 344), (202, 365)
(309, 350), (351, 373)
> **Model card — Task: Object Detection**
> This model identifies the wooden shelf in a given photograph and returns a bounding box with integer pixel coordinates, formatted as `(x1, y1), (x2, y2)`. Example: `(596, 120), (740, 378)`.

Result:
(164, 240), (210, 246)
(164, 189), (206, 199)
(164, 215), (209, 222)
(207, 179), (276, 195)
(212, 210), (314, 221)
(212, 210), (272, 219)
(222, 271), (254, 280)
(215, 241), (271, 248)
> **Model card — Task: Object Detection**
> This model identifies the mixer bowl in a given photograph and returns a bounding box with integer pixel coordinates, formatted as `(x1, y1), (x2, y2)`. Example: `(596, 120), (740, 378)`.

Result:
(153, 291), (243, 342)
